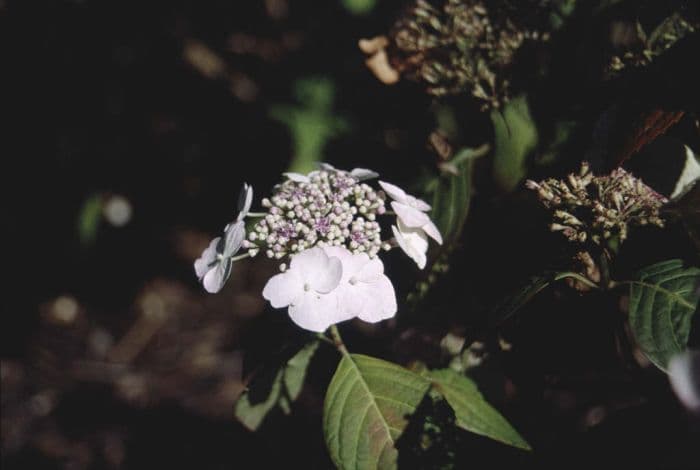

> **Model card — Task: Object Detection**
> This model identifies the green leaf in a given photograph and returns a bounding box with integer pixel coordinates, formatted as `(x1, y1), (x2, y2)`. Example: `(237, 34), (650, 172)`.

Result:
(430, 148), (478, 246)
(426, 369), (531, 450)
(235, 340), (319, 431)
(491, 95), (538, 192)
(628, 260), (700, 371)
(323, 354), (431, 470)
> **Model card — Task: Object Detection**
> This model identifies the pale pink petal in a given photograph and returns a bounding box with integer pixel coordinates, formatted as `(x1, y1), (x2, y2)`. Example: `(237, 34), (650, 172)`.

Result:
(262, 270), (303, 308)
(288, 291), (349, 332)
(392, 201), (431, 228)
(378, 180), (408, 203)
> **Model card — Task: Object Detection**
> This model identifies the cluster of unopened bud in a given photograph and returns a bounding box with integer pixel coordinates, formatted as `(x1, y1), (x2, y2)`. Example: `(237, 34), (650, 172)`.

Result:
(607, 14), (698, 77)
(526, 163), (667, 246)
(387, 0), (550, 109)
(248, 170), (387, 260)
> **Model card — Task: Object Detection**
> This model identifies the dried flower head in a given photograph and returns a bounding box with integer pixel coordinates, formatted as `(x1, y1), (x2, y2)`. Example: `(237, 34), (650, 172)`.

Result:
(381, 0), (550, 109)
(608, 13), (698, 77)
(526, 162), (668, 247)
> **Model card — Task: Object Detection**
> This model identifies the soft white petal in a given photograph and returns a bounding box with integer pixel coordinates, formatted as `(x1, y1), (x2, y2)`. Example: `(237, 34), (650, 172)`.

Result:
(350, 168), (379, 181)
(310, 256), (343, 293)
(671, 146), (700, 200)
(379, 180), (408, 203)
(262, 270), (303, 308)
(379, 180), (431, 211)
(288, 291), (349, 332)
(319, 162), (336, 171)
(322, 246), (370, 281)
(237, 183), (253, 220)
(291, 247), (343, 294)
(356, 256), (384, 282)
(321, 246), (355, 267)
(202, 259), (232, 293)
(284, 172), (310, 183)
(408, 196), (432, 212)
(357, 276), (397, 323)
(392, 201), (431, 228)
(194, 237), (220, 278)
(392, 222), (428, 269)
(336, 284), (368, 317)
(668, 351), (700, 412)
(421, 219), (443, 245)
(223, 220), (246, 257)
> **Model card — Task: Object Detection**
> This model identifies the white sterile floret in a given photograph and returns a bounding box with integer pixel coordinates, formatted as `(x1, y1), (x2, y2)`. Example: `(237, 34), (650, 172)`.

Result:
(392, 220), (429, 269)
(262, 247), (349, 332)
(194, 220), (246, 293)
(237, 183), (253, 221)
(283, 172), (311, 183)
(322, 246), (397, 323)
(378, 180), (442, 266)
(319, 162), (379, 181)
(379, 180), (432, 211)
(391, 201), (443, 244)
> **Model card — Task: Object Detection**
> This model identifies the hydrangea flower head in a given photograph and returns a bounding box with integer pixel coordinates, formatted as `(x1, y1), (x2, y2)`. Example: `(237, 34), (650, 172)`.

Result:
(195, 166), (443, 332)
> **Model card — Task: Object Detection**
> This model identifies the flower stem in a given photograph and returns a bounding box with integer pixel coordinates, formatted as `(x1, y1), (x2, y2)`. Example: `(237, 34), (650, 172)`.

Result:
(246, 212), (267, 218)
(228, 252), (251, 262)
(599, 250), (612, 290)
(554, 272), (600, 290)
(316, 332), (335, 346)
(328, 325), (350, 357)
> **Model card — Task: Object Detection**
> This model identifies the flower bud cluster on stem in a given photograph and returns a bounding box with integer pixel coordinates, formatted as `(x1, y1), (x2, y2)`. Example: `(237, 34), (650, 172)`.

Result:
(526, 162), (667, 248)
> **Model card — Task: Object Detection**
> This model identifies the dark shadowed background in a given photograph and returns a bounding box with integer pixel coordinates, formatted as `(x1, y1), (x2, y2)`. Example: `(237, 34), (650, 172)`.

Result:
(2, 1), (699, 469)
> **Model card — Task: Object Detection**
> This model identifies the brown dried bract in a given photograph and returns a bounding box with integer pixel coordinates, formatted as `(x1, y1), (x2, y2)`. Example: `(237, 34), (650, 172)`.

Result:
(358, 36), (400, 85)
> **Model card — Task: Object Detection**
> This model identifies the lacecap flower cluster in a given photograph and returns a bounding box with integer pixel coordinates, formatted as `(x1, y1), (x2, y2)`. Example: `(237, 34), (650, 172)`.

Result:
(194, 164), (443, 332)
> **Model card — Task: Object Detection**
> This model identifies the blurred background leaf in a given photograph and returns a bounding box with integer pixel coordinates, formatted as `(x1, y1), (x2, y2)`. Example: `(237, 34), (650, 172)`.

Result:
(341, 0), (376, 16)
(491, 95), (538, 192)
(77, 193), (103, 246)
(270, 76), (349, 174)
